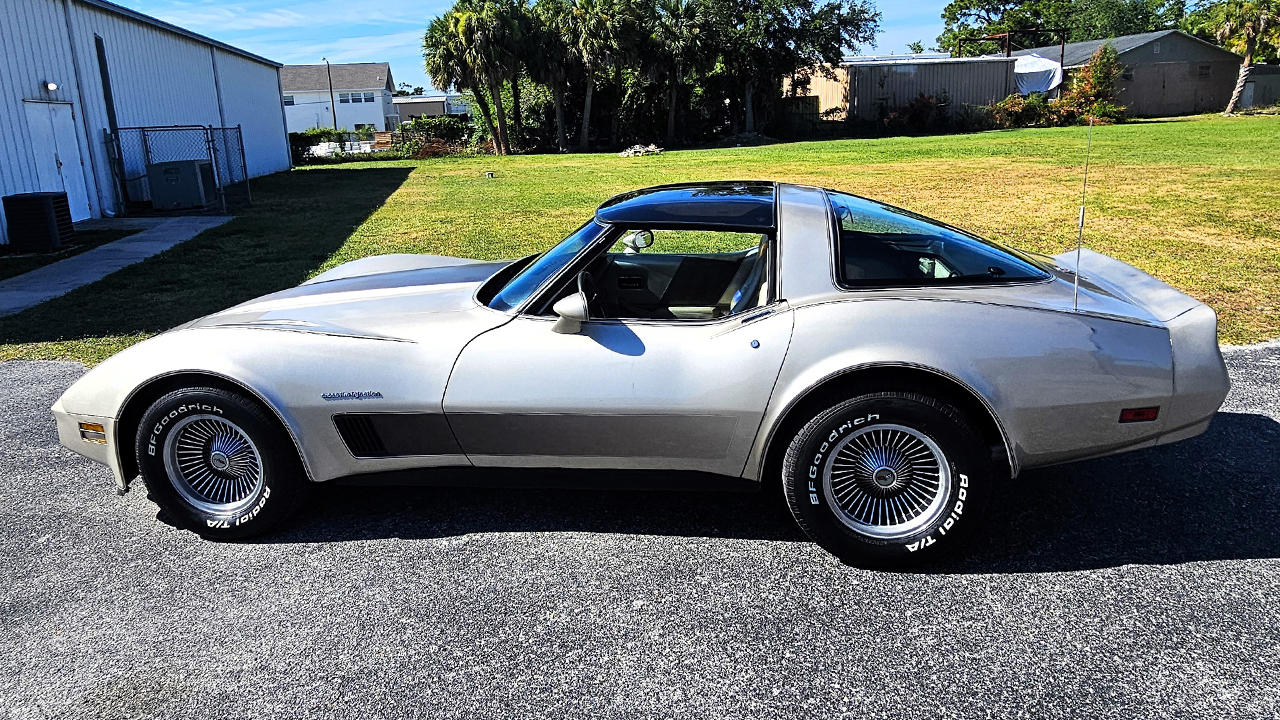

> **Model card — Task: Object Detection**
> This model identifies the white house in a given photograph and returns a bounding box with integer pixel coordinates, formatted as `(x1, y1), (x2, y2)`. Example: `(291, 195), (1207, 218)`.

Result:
(0, 0), (291, 245)
(281, 63), (399, 132)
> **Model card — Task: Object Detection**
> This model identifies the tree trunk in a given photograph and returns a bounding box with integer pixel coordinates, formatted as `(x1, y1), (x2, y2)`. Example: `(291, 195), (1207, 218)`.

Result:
(553, 84), (568, 152)
(744, 78), (756, 133)
(579, 71), (594, 151)
(1223, 44), (1255, 115)
(488, 78), (511, 155)
(470, 82), (500, 154)
(667, 75), (678, 144)
(610, 63), (622, 147)
(511, 68), (523, 149)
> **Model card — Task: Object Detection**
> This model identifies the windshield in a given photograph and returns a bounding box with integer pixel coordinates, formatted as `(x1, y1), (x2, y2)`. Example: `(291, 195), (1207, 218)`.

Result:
(489, 221), (608, 312)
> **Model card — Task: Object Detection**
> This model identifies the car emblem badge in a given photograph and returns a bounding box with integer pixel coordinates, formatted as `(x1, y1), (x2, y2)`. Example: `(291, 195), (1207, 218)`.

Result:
(321, 391), (384, 401)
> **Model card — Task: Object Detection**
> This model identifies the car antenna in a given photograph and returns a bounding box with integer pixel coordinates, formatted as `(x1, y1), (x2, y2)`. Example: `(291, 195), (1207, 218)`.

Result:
(1073, 117), (1094, 312)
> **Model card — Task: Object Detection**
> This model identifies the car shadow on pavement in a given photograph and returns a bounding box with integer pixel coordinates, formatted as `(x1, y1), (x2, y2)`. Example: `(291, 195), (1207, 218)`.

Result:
(268, 411), (1279, 573)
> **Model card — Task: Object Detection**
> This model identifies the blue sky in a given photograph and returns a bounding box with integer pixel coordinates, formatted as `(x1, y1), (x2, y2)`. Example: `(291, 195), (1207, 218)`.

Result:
(117, 0), (947, 93)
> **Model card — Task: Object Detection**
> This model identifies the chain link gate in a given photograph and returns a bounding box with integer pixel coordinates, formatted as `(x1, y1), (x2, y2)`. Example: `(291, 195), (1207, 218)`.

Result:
(106, 125), (251, 214)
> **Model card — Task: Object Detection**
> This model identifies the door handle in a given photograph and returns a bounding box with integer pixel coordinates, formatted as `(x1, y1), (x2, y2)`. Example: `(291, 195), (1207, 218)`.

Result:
(738, 308), (773, 324)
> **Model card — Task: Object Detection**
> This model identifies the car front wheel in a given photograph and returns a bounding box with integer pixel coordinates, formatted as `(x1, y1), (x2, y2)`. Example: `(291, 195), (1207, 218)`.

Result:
(135, 387), (309, 539)
(782, 391), (992, 568)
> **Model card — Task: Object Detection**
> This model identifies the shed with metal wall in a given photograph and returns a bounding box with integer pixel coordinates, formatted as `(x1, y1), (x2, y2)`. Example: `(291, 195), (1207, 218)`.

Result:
(788, 55), (1017, 122)
(846, 56), (1016, 121)
(0, 0), (290, 245)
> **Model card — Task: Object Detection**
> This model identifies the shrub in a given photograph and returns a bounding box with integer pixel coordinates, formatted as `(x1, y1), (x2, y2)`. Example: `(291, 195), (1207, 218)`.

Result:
(883, 93), (946, 130)
(989, 45), (1127, 129)
(402, 116), (469, 143)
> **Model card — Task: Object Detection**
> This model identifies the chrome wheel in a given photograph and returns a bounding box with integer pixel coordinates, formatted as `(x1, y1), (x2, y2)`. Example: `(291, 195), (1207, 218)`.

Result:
(822, 423), (951, 539)
(162, 414), (264, 515)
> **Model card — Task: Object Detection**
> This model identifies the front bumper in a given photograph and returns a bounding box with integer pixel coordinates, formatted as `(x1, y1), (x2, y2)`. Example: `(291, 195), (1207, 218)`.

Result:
(52, 400), (128, 491)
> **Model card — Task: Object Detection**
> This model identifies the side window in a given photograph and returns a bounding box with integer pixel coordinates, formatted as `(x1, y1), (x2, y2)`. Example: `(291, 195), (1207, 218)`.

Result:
(338, 93), (350, 103)
(552, 228), (770, 321)
(282, 95), (294, 106)
(829, 192), (1047, 287)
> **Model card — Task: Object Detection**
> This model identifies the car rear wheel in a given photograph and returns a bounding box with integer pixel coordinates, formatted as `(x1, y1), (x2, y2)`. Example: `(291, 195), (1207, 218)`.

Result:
(135, 387), (309, 539)
(782, 391), (992, 568)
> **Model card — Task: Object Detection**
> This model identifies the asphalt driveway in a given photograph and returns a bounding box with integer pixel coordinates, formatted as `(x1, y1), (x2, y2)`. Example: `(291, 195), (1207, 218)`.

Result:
(2, 345), (1278, 719)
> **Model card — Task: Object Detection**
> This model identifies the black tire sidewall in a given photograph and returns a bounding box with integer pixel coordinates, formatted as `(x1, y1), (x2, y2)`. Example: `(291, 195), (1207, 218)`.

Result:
(135, 388), (306, 539)
(784, 393), (991, 568)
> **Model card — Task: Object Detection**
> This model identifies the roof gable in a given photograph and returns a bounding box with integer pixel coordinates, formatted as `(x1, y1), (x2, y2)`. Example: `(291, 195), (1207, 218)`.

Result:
(281, 63), (394, 92)
(1011, 30), (1239, 67)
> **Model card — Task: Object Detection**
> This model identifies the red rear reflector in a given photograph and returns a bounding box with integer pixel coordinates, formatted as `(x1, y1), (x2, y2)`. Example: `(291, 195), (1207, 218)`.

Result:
(1119, 407), (1159, 423)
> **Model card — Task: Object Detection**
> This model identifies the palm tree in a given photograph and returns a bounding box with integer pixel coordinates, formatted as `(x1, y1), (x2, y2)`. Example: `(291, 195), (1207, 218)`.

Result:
(1200, 0), (1280, 114)
(653, 0), (705, 144)
(424, 12), (501, 152)
(460, 0), (521, 154)
(562, 0), (616, 150)
(531, 0), (574, 151)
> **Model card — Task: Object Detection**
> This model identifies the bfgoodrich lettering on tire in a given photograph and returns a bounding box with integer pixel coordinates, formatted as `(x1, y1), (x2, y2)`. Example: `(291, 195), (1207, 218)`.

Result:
(782, 391), (991, 568)
(135, 387), (309, 539)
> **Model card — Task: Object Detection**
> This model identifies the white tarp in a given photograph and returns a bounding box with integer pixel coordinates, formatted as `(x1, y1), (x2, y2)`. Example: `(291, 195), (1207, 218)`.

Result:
(1015, 54), (1064, 95)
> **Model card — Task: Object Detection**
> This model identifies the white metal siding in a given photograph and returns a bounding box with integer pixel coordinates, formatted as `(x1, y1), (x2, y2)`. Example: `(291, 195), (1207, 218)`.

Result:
(0, 0), (97, 244)
(212, 49), (290, 176)
(1, 0), (287, 244)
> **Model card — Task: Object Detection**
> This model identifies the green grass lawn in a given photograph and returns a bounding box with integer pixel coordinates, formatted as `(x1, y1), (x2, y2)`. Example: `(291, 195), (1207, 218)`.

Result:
(0, 229), (138, 282)
(2, 114), (1277, 364)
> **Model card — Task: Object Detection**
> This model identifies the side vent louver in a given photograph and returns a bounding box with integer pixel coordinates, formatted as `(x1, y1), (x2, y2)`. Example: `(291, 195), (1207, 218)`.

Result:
(334, 414), (388, 458)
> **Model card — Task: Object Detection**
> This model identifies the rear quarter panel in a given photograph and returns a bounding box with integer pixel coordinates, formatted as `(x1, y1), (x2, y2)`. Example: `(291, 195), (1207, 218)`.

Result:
(750, 297), (1175, 477)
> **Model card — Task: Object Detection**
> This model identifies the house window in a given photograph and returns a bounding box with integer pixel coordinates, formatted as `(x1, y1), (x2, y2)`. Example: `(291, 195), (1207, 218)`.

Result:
(1198, 64), (1211, 78)
(363, 92), (375, 103)
(339, 93), (350, 103)
(283, 95), (294, 106)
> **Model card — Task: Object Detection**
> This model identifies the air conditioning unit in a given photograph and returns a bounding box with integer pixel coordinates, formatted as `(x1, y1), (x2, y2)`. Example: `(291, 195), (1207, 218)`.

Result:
(146, 160), (217, 210)
(2, 192), (75, 253)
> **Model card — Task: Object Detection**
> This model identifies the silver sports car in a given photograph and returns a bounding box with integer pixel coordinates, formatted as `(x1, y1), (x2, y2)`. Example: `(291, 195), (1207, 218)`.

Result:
(53, 181), (1229, 567)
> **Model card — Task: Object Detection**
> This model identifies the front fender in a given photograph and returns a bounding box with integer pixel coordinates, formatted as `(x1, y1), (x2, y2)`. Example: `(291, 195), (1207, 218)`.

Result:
(54, 325), (474, 486)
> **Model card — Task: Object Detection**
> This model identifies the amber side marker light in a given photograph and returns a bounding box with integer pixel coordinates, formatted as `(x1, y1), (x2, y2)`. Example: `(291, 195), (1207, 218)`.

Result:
(78, 422), (107, 443)
(1119, 407), (1159, 423)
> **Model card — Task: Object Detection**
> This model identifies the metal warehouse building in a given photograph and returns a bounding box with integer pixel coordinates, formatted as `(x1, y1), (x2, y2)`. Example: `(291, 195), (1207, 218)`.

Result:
(0, 0), (290, 244)
(790, 55), (1017, 122)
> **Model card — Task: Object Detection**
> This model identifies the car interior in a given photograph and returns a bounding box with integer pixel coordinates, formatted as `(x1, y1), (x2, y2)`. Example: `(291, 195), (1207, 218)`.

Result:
(542, 228), (771, 321)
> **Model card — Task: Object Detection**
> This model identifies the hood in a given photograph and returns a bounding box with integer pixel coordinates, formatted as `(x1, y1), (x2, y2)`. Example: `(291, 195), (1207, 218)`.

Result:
(185, 255), (511, 341)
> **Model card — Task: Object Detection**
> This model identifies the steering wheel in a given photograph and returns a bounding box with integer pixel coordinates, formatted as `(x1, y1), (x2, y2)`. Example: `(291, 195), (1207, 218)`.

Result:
(577, 270), (603, 319)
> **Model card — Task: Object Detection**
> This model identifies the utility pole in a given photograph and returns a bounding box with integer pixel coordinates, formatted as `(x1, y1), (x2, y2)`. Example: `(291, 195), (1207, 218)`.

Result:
(323, 57), (337, 129)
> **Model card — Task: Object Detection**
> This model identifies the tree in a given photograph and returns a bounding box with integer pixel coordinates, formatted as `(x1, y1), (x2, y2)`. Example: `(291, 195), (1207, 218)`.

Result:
(561, 0), (618, 149)
(907, 39), (926, 52)
(937, 0), (1185, 54)
(530, 0), (575, 150)
(1194, 0), (1280, 113)
(462, 0), (523, 154)
(709, 0), (879, 133)
(424, 11), (502, 151)
(653, 0), (708, 143)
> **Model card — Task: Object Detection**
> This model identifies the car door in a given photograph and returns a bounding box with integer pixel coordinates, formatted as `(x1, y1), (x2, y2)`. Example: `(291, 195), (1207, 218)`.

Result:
(442, 305), (793, 477)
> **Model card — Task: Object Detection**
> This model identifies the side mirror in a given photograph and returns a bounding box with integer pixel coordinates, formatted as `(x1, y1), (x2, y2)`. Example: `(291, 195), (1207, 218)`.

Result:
(551, 292), (589, 334)
(622, 229), (654, 254)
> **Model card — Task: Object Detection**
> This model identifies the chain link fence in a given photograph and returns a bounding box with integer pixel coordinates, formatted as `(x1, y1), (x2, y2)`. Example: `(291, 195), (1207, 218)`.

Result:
(106, 125), (251, 214)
